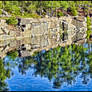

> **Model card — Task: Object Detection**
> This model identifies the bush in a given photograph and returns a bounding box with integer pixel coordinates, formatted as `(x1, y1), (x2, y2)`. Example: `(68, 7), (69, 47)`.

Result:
(6, 17), (18, 25)
(87, 16), (91, 26)
(86, 16), (91, 39)
(71, 6), (78, 16)
(7, 51), (18, 60)
(0, 9), (2, 15)
(42, 12), (46, 17)
(57, 12), (64, 17)
(22, 12), (41, 18)
(5, 4), (21, 16)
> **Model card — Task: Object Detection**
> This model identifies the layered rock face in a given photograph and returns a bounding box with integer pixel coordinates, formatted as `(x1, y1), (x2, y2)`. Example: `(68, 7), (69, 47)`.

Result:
(0, 16), (87, 58)
(17, 16), (87, 48)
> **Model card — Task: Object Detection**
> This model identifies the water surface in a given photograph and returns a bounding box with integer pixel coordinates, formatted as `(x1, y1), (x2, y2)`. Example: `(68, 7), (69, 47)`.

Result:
(0, 40), (92, 91)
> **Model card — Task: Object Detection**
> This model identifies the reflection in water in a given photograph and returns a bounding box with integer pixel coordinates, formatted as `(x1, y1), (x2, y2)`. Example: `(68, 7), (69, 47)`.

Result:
(0, 42), (92, 91)
(0, 59), (10, 91)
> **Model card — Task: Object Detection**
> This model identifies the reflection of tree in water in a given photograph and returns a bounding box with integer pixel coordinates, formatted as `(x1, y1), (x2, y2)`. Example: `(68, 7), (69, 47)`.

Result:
(0, 50), (21, 91)
(5, 43), (92, 89)
(32, 45), (83, 88)
(0, 59), (11, 91)
(7, 50), (19, 60)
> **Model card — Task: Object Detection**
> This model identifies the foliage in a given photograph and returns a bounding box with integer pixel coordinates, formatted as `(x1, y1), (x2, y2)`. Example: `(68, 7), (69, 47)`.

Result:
(22, 12), (41, 18)
(0, 58), (10, 91)
(57, 12), (64, 17)
(0, 59), (6, 82)
(13, 43), (92, 88)
(86, 16), (92, 39)
(6, 17), (18, 25)
(70, 4), (78, 16)
(0, 1), (91, 18)
(0, 42), (92, 90)
(7, 50), (18, 60)
(59, 1), (69, 10)
(0, 9), (2, 15)
(0, 1), (2, 9)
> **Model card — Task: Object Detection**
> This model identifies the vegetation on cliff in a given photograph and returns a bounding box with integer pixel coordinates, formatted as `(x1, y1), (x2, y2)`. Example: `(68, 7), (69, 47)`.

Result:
(86, 16), (92, 39)
(0, 1), (91, 18)
(6, 17), (18, 25)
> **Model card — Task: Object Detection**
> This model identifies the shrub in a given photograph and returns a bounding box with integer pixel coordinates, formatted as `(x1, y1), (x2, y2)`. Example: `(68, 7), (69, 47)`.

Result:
(57, 12), (64, 17)
(22, 12), (41, 18)
(42, 12), (46, 17)
(87, 16), (91, 26)
(71, 6), (78, 16)
(0, 9), (2, 15)
(6, 17), (18, 25)
(86, 16), (91, 39)
(7, 51), (18, 60)
(5, 4), (21, 16)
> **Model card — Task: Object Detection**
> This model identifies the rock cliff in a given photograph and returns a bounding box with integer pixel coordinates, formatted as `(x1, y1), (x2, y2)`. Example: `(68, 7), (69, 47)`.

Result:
(0, 16), (87, 58)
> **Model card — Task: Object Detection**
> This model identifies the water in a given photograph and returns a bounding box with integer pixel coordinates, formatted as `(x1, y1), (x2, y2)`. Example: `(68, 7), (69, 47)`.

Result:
(0, 40), (92, 91)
